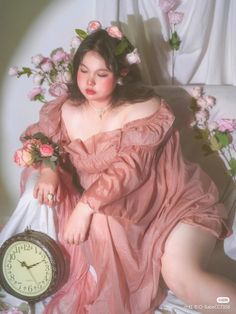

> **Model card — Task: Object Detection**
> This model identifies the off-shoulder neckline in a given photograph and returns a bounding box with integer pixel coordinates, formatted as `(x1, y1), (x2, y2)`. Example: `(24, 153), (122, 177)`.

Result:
(63, 99), (168, 145)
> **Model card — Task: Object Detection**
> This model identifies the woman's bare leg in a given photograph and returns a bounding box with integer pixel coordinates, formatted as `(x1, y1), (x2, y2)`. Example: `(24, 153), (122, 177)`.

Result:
(161, 222), (236, 313)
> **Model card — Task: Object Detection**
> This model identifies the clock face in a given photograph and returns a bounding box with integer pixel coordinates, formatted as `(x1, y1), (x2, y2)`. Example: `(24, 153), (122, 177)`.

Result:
(2, 240), (53, 297)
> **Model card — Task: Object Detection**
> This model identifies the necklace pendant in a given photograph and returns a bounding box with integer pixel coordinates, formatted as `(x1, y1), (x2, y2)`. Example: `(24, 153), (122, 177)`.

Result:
(99, 112), (103, 119)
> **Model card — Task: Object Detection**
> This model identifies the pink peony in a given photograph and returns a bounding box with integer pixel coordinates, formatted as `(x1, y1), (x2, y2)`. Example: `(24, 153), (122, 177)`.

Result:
(49, 82), (68, 97)
(27, 87), (45, 101)
(168, 10), (184, 25)
(106, 26), (123, 39)
(87, 20), (102, 34)
(14, 148), (34, 167)
(70, 36), (81, 49)
(39, 144), (54, 157)
(217, 119), (236, 132)
(191, 86), (203, 99)
(126, 48), (141, 64)
(31, 54), (44, 66)
(40, 59), (53, 72)
(8, 66), (19, 76)
(159, 0), (178, 13)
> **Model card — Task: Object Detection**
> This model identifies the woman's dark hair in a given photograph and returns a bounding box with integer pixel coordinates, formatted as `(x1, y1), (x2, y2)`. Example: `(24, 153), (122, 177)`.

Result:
(68, 29), (156, 106)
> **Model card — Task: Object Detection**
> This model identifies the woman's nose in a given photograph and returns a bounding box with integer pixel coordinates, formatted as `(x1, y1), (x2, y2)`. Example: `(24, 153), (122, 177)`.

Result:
(87, 77), (95, 86)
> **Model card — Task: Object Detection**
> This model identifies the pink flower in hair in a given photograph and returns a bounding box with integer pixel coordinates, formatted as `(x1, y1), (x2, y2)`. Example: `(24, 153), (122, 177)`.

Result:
(106, 26), (123, 39)
(191, 86), (203, 99)
(159, 0), (178, 13)
(70, 36), (81, 49)
(40, 59), (53, 72)
(205, 95), (216, 108)
(31, 54), (44, 66)
(168, 10), (184, 25)
(87, 20), (102, 34)
(51, 48), (68, 63)
(8, 66), (19, 76)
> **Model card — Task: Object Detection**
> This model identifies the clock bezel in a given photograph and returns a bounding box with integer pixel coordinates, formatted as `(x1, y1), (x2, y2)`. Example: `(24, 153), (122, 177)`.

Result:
(0, 229), (67, 303)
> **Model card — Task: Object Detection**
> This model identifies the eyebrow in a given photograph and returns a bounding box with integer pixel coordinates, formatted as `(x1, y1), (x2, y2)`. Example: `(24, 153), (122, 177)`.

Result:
(80, 63), (110, 72)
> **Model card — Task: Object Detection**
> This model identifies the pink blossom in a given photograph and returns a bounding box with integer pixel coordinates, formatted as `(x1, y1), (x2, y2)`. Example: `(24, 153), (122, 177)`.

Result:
(159, 0), (178, 13)
(40, 59), (53, 72)
(31, 54), (44, 66)
(217, 119), (236, 132)
(87, 20), (102, 34)
(14, 148), (34, 167)
(70, 36), (81, 49)
(51, 48), (68, 63)
(126, 48), (141, 65)
(39, 144), (54, 157)
(205, 95), (216, 108)
(27, 87), (45, 101)
(49, 82), (68, 97)
(195, 110), (209, 129)
(106, 26), (123, 39)
(191, 86), (203, 99)
(23, 138), (41, 150)
(33, 73), (44, 85)
(196, 97), (208, 110)
(8, 66), (19, 76)
(0, 308), (23, 314)
(168, 10), (184, 25)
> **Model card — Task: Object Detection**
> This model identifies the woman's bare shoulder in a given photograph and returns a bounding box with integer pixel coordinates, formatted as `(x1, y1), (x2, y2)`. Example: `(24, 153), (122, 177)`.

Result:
(123, 96), (161, 124)
(61, 98), (82, 117)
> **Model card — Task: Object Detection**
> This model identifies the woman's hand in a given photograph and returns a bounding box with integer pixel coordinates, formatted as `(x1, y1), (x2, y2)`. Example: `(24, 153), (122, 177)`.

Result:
(64, 202), (94, 244)
(33, 166), (60, 206)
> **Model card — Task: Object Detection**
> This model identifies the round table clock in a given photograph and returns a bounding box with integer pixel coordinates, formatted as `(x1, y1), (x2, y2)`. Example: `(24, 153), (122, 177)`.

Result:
(0, 228), (67, 303)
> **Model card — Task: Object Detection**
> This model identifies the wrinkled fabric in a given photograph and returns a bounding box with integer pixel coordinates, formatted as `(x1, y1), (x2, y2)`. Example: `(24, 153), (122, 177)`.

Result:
(20, 95), (231, 314)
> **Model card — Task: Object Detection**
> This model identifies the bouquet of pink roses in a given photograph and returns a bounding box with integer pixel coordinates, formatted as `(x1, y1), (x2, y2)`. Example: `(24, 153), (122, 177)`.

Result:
(14, 132), (63, 170)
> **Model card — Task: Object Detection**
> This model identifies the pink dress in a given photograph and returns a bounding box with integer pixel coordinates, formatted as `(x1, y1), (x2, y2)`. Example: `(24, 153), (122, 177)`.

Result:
(21, 95), (231, 314)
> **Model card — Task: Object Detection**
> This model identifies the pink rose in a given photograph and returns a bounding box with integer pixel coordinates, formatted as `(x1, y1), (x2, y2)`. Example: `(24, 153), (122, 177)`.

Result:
(27, 87), (45, 101)
(87, 20), (102, 34)
(217, 119), (236, 132)
(191, 86), (203, 99)
(39, 144), (54, 157)
(49, 82), (68, 97)
(168, 10), (184, 25)
(31, 54), (44, 66)
(14, 148), (34, 167)
(159, 0), (178, 13)
(106, 26), (123, 39)
(126, 48), (141, 64)
(8, 66), (19, 76)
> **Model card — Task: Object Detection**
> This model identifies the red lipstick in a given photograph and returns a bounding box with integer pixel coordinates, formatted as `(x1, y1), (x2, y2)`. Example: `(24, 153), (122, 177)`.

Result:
(85, 89), (96, 95)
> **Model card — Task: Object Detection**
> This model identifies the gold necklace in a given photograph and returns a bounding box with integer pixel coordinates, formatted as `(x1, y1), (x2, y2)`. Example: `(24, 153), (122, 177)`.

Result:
(87, 101), (112, 120)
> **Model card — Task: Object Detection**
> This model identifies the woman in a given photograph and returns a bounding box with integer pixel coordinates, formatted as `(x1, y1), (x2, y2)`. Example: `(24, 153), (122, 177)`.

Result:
(2, 24), (236, 313)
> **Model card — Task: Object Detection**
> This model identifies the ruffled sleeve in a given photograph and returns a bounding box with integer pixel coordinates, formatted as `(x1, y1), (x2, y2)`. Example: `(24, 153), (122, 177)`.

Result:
(80, 103), (175, 221)
(20, 94), (69, 146)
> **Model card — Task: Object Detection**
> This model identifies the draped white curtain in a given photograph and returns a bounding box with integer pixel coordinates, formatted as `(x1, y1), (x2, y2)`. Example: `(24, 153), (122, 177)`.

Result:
(96, 0), (236, 85)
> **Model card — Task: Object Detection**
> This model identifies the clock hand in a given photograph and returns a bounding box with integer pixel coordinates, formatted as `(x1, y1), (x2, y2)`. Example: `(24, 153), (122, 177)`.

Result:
(28, 260), (44, 269)
(27, 268), (38, 285)
(17, 259), (30, 269)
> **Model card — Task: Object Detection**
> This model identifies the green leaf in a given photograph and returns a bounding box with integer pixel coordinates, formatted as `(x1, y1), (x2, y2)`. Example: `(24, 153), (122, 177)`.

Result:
(43, 159), (56, 171)
(115, 38), (129, 56)
(50, 155), (58, 162)
(209, 135), (221, 151)
(169, 31), (181, 50)
(18, 67), (32, 78)
(75, 29), (88, 40)
(214, 130), (230, 148)
(228, 158), (236, 176)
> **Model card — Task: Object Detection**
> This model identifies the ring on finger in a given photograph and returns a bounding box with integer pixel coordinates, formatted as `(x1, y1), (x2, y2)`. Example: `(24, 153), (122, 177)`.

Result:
(47, 192), (54, 201)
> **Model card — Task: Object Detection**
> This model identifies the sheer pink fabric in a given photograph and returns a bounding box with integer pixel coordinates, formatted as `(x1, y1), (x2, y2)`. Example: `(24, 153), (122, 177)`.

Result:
(21, 95), (231, 314)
